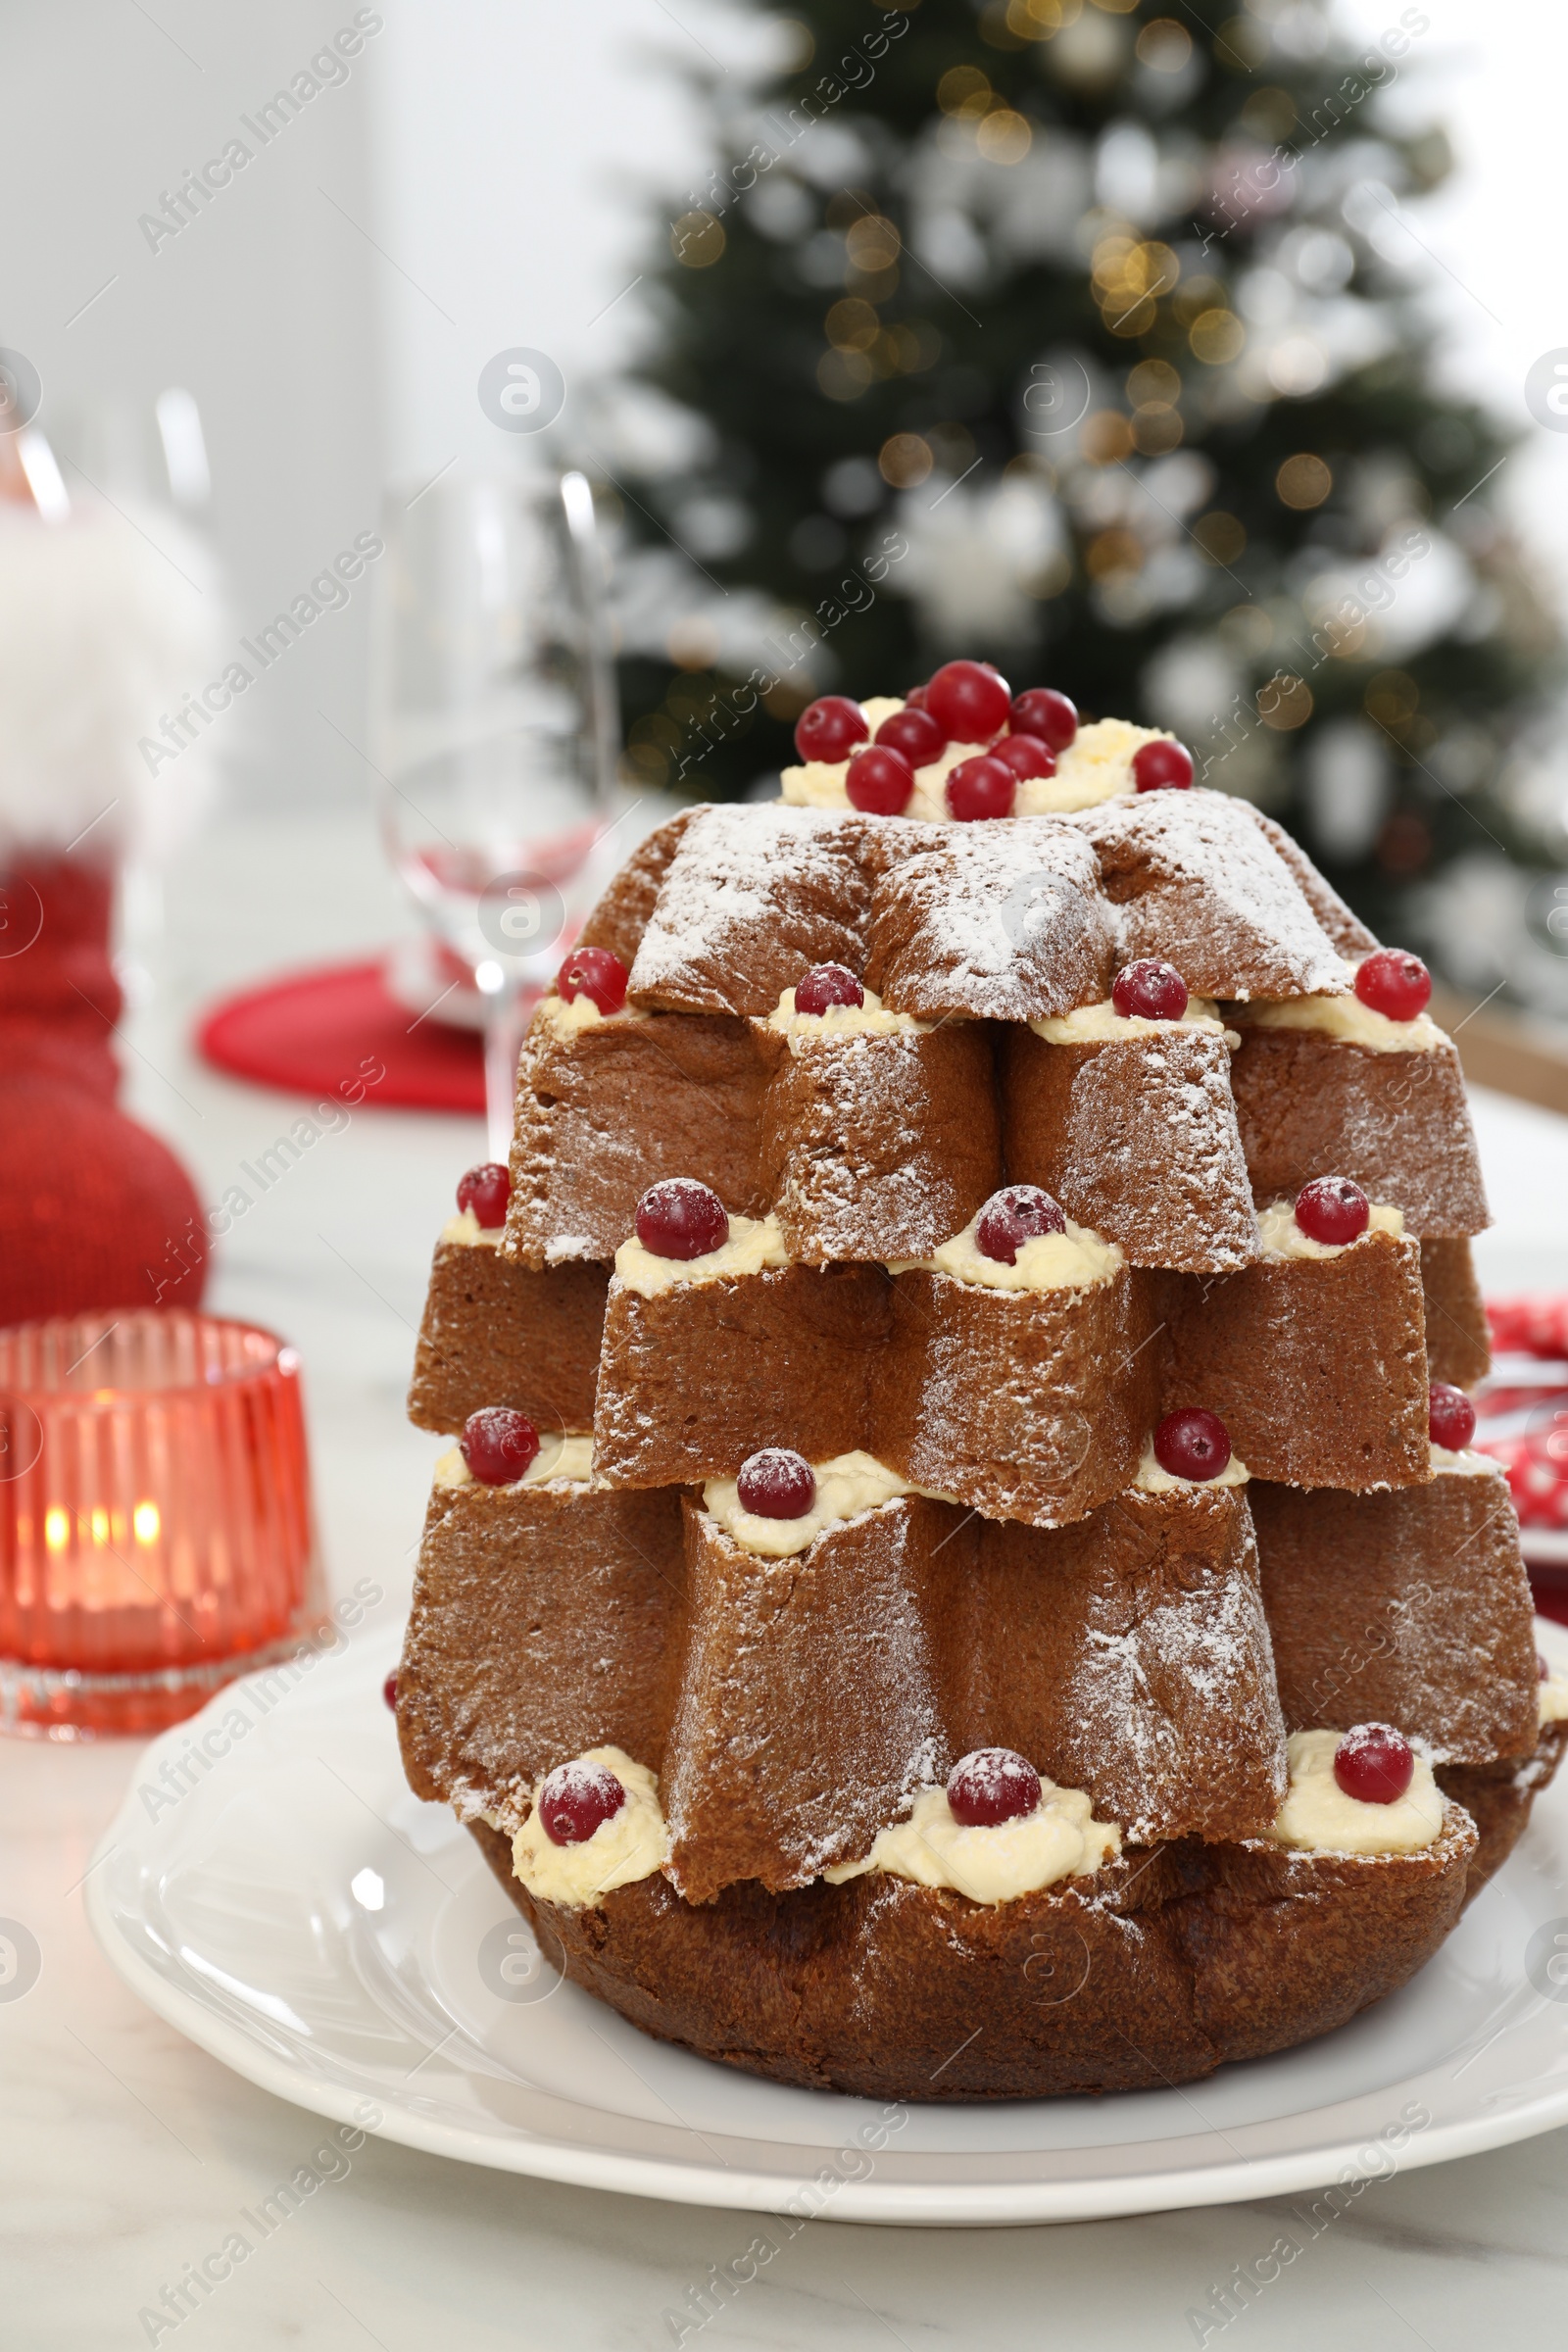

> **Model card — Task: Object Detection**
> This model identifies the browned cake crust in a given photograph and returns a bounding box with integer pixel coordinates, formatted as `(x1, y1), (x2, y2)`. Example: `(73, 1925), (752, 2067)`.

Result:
(1250, 1473), (1539, 1764)
(403, 1482), (1286, 1899)
(1438, 1724), (1568, 1905)
(1228, 1025), (1490, 1238)
(398, 1480), (686, 1814)
(885, 1264), (1162, 1527)
(1420, 1237), (1492, 1387)
(1250, 812), (1380, 959)
(1073, 793), (1353, 1002)
(466, 1804), (1476, 2099)
(592, 1263), (891, 1487)
(759, 1020), (1002, 1263)
(576, 809), (697, 969)
(628, 806), (877, 1016)
(942, 1487), (1285, 1842)
(665, 1496), (948, 1901)
(401, 790), (1547, 2107)
(406, 1241), (608, 1436)
(863, 824), (1116, 1020)
(506, 1013), (774, 1267)
(1000, 1024), (1256, 1272)
(583, 796), (1364, 1029)
(1167, 1810), (1476, 2068)
(1163, 1230), (1431, 1489)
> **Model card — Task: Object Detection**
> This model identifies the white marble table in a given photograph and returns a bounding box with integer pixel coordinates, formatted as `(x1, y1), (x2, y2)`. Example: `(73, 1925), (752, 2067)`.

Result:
(5, 807), (1568, 2351)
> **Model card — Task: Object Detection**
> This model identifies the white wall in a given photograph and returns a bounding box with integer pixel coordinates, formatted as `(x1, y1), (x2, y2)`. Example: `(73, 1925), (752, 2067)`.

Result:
(368, 0), (727, 485)
(0, 0), (385, 812)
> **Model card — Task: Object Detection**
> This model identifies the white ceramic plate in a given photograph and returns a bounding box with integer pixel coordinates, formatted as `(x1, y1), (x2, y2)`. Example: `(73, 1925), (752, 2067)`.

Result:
(87, 1624), (1568, 2227)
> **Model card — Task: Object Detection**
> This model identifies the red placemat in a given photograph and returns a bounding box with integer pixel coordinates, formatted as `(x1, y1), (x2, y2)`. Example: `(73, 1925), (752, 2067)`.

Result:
(196, 959), (485, 1112)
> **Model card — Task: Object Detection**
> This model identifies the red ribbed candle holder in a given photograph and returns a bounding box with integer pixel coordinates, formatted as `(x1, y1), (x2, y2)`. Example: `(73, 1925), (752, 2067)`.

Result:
(0, 1310), (326, 1737)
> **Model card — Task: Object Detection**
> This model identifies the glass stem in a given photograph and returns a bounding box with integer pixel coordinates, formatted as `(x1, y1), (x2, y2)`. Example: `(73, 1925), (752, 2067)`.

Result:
(482, 987), (526, 1162)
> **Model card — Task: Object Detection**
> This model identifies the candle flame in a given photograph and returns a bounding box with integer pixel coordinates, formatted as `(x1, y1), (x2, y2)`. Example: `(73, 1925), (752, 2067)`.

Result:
(133, 1501), (161, 1544)
(44, 1508), (70, 1550)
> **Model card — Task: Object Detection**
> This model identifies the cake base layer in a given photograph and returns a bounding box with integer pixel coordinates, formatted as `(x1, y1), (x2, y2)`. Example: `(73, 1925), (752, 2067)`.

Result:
(466, 1805), (1484, 2101)
(1438, 1722), (1568, 1906)
(407, 1241), (607, 1435)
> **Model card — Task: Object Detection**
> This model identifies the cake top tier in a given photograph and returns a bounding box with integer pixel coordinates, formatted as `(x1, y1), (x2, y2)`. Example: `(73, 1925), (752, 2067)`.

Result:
(585, 788), (1375, 1025)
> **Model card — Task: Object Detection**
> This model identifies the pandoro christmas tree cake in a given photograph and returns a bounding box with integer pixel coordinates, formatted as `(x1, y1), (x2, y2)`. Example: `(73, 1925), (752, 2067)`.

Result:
(397, 662), (1568, 2099)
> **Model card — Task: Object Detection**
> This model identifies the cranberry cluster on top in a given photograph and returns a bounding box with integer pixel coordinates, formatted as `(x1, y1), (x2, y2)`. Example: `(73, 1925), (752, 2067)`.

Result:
(793, 660), (1194, 821)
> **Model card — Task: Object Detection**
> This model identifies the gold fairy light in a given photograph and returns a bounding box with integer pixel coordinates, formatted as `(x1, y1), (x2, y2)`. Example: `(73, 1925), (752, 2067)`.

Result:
(1195, 512), (1247, 564)
(1092, 232), (1137, 291)
(937, 66), (993, 118)
(1190, 308), (1246, 364)
(1365, 670), (1420, 724)
(1276, 454), (1333, 510)
(1240, 86), (1297, 140)
(1131, 405), (1183, 453)
(817, 349), (873, 400)
(671, 212), (725, 269)
(1137, 19), (1192, 70)
(977, 108), (1033, 164)
(889, 320), (942, 372)
(825, 299), (880, 352)
(1005, 0), (1082, 37)
(1086, 527), (1144, 578)
(1259, 672), (1314, 730)
(1079, 412), (1135, 464)
(879, 433), (934, 487)
(1127, 359), (1181, 406)
(845, 215), (901, 276)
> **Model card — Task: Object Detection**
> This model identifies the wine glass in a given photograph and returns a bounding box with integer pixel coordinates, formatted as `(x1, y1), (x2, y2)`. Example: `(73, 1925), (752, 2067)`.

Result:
(371, 469), (620, 1156)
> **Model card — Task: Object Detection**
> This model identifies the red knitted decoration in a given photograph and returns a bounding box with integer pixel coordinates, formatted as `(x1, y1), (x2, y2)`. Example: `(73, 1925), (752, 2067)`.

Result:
(0, 855), (207, 1323)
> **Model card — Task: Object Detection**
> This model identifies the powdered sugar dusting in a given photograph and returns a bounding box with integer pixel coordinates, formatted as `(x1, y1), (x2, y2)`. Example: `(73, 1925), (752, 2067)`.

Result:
(662, 1497), (951, 1898)
(629, 804), (870, 1014)
(1076, 790), (1354, 1001)
(867, 820), (1115, 1019)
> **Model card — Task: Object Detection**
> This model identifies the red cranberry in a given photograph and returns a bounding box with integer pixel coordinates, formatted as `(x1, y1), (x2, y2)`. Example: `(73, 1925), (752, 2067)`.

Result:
(736, 1447), (816, 1519)
(1111, 959), (1189, 1022)
(1354, 948), (1432, 1022)
(875, 707), (947, 766)
(1153, 1407), (1232, 1482)
(382, 1672), (398, 1712)
(460, 1406), (541, 1486)
(456, 1161), (511, 1228)
(905, 684), (929, 710)
(947, 1747), (1042, 1828)
(992, 733), (1056, 782)
(1295, 1176), (1370, 1247)
(1132, 738), (1195, 792)
(635, 1178), (729, 1261)
(1429, 1384), (1477, 1450)
(946, 755), (1016, 822)
(1009, 688), (1078, 751)
(1541, 1653), (1552, 1683)
(925, 660), (1012, 744)
(795, 963), (864, 1015)
(557, 944), (628, 1015)
(845, 743), (914, 815)
(537, 1758), (627, 1845)
(794, 695), (868, 764)
(975, 1184), (1066, 1264)
(1333, 1723), (1415, 1806)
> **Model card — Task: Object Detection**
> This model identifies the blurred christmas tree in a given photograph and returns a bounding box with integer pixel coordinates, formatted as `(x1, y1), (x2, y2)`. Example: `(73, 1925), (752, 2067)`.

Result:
(596, 0), (1566, 989)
